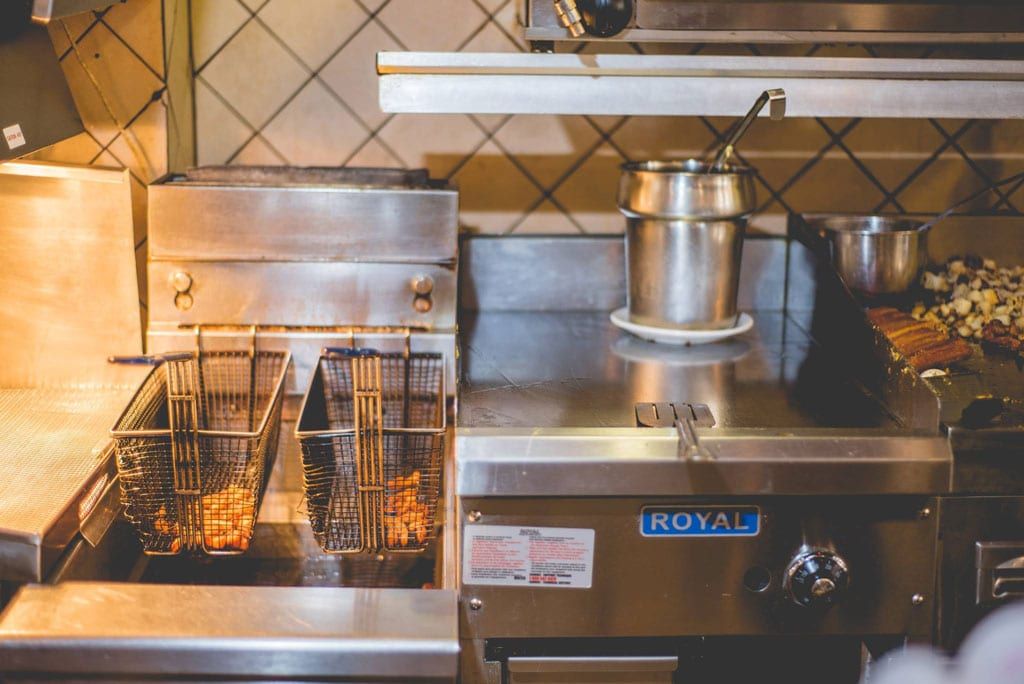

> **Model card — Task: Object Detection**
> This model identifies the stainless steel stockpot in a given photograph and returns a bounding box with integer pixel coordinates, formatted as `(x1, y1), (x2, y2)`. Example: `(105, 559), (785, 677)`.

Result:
(618, 160), (757, 331)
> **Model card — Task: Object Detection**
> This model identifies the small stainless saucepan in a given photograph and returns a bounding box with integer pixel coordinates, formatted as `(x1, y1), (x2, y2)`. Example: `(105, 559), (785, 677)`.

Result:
(811, 216), (930, 296)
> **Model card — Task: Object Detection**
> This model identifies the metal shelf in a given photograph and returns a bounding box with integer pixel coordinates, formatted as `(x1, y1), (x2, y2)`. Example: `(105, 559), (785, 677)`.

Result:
(378, 52), (1024, 119)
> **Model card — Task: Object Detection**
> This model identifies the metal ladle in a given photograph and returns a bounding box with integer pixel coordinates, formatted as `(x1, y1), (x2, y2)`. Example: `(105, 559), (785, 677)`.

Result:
(708, 88), (787, 173)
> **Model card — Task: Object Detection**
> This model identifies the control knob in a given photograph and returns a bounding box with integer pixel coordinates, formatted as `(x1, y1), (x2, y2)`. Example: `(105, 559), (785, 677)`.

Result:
(784, 549), (850, 609)
(577, 0), (633, 38)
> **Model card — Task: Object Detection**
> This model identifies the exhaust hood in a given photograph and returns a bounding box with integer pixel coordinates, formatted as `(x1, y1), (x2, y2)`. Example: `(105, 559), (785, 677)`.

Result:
(0, 0), (116, 161)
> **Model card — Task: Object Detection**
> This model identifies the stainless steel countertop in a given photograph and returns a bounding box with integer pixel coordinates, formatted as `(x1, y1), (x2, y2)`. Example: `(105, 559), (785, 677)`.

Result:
(0, 582), (458, 680)
(0, 365), (148, 582)
(458, 310), (894, 430)
(455, 311), (953, 497)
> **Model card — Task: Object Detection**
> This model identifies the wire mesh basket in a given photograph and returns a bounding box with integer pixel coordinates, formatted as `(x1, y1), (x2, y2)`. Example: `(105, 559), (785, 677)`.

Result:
(296, 348), (446, 554)
(110, 349), (291, 556)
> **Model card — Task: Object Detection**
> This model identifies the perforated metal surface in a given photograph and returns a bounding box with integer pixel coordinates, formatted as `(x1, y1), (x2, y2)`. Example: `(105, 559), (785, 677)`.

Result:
(0, 386), (142, 580)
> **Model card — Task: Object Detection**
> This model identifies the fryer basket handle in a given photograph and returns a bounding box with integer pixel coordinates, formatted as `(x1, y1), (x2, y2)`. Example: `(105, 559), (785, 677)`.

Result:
(108, 352), (193, 365)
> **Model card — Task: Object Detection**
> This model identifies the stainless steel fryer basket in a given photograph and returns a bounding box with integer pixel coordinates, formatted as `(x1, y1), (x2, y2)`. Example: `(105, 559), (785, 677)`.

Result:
(296, 348), (446, 555)
(110, 349), (291, 556)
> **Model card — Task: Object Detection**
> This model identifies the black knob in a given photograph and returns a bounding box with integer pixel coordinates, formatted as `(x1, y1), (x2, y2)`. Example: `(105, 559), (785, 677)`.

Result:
(577, 0), (633, 38)
(784, 550), (849, 609)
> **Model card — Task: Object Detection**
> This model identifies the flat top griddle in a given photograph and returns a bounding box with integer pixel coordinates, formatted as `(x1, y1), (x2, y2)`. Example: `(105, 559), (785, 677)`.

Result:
(795, 215), (1024, 438)
(458, 310), (897, 431)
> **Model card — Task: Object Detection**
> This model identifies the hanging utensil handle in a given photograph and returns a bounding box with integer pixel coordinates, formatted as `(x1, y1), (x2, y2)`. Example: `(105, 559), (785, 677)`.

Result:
(919, 169), (1024, 232)
(709, 88), (786, 173)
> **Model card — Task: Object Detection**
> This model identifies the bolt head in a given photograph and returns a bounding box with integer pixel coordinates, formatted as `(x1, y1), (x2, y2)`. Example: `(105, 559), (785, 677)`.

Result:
(467, 510), (482, 523)
(468, 598), (483, 611)
(912, 593), (926, 606)
(919, 507), (932, 519)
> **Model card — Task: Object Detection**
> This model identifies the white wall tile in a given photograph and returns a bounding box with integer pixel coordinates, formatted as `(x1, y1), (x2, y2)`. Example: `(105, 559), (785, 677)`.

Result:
(377, 0), (487, 51)
(376, 114), (487, 178)
(261, 80), (369, 165)
(191, 0), (249, 68)
(258, 0), (367, 70)
(319, 19), (401, 129)
(195, 77), (254, 165)
(200, 19), (309, 129)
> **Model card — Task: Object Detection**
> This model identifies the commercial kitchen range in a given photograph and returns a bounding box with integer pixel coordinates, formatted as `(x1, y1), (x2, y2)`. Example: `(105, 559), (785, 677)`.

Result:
(3, 2), (1024, 682)
(0, 155), (1021, 682)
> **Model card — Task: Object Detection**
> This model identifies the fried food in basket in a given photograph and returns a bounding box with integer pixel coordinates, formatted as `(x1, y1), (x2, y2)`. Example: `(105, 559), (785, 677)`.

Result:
(153, 484), (257, 553)
(384, 470), (431, 549)
(867, 307), (973, 371)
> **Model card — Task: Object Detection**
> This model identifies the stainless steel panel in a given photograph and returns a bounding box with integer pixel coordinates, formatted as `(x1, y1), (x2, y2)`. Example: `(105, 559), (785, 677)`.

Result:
(459, 236), (785, 312)
(787, 239), (818, 312)
(459, 497), (939, 640)
(523, 0), (1024, 42)
(458, 311), (887, 429)
(148, 261), (456, 329)
(636, 1), (1024, 35)
(461, 236), (626, 312)
(456, 429), (952, 497)
(0, 582), (459, 681)
(146, 325), (457, 397)
(523, 27), (1024, 45)
(0, 380), (148, 582)
(379, 53), (1024, 118)
(508, 656), (677, 683)
(0, 162), (143, 386)
(149, 181), (457, 262)
(379, 53), (1024, 82)
(0, 27), (83, 160)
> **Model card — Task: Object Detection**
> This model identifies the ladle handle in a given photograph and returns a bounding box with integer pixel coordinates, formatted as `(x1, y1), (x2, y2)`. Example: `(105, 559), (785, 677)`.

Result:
(919, 168), (1024, 232)
(710, 88), (786, 172)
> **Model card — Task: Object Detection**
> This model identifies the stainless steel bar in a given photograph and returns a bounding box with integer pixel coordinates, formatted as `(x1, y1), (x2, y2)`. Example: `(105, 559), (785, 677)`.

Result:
(0, 583), (459, 681)
(379, 53), (1024, 118)
(378, 53), (1024, 81)
(456, 428), (953, 497)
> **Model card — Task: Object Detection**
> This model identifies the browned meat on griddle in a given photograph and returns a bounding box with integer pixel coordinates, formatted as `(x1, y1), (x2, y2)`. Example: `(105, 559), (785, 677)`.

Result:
(867, 307), (973, 371)
(981, 320), (1024, 354)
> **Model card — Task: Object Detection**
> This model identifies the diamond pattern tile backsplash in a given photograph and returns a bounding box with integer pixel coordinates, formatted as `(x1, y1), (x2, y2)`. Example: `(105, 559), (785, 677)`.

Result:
(29, 0), (1024, 238)
(189, 0), (1024, 235)
(27, 0), (175, 317)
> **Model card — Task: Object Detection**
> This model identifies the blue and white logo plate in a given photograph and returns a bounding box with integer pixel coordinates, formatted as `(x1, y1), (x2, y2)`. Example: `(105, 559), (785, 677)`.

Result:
(641, 506), (761, 537)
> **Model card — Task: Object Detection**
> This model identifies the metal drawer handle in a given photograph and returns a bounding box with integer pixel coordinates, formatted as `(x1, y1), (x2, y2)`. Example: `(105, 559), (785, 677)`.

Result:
(994, 572), (1024, 598)
(975, 541), (1024, 605)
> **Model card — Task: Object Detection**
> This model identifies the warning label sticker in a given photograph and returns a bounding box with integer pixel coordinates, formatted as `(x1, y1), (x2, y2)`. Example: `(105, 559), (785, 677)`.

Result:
(463, 525), (595, 588)
(3, 124), (26, 151)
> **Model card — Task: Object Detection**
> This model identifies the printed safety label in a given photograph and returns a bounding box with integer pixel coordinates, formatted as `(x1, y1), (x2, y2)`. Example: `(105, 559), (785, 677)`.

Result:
(463, 525), (595, 588)
(3, 124), (26, 151)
